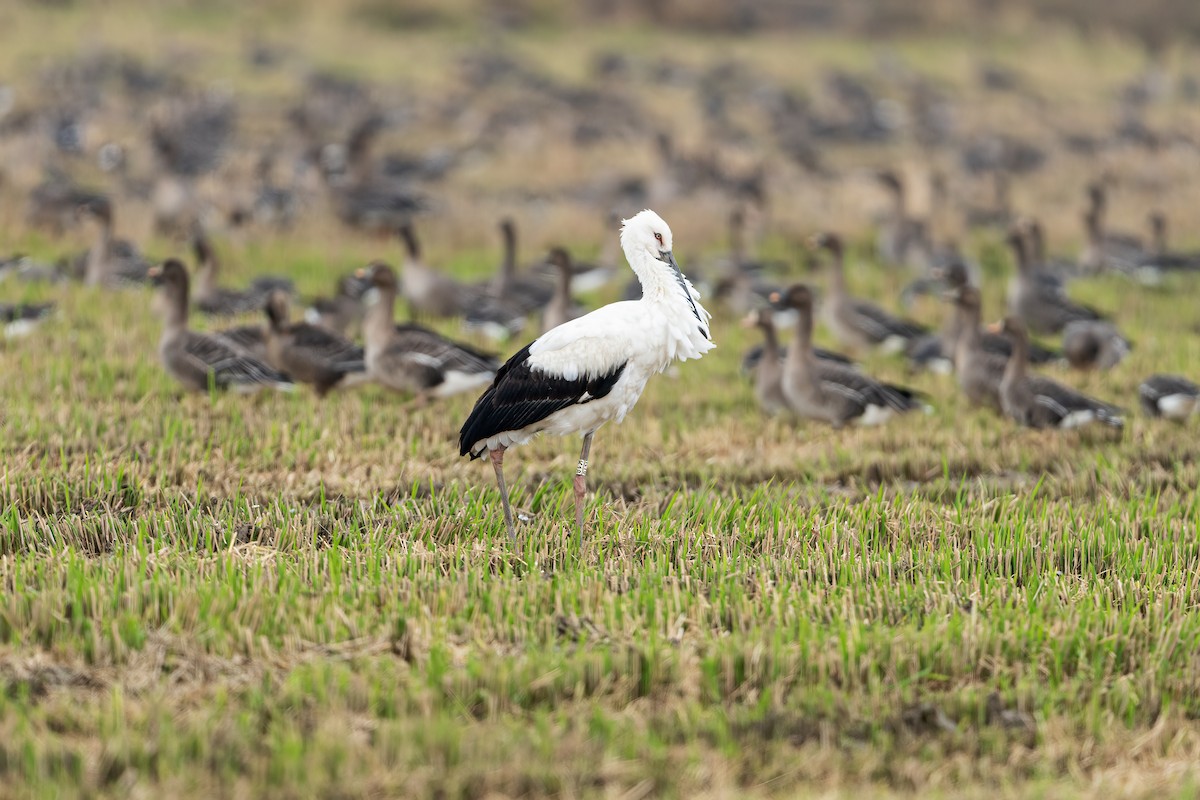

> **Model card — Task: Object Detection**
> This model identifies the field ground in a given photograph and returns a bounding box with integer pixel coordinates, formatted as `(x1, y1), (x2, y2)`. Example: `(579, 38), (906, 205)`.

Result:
(4, 2), (1200, 798)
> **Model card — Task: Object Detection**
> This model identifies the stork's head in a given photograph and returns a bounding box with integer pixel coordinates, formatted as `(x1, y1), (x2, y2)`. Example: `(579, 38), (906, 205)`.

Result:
(619, 209), (708, 337)
(620, 209), (675, 266)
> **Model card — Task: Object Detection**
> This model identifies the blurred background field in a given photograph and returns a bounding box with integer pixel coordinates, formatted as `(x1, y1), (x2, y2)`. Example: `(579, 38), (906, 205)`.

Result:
(3, 1), (1200, 797)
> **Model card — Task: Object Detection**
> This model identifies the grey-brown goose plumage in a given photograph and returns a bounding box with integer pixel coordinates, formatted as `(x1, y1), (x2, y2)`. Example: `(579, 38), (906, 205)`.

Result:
(774, 284), (926, 427)
(540, 247), (585, 334)
(997, 317), (1123, 430)
(812, 232), (929, 354)
(264, 290), (368, 397)
(1135, 212), (1200, 279)
(396, 222), (479, 319)
(740, 313), (854, 375)
(2, 302), (55, 339)
(191, 227), (294, 316)
(149, 259), (293, 393)
(710, 207), (788, 316)
(212, 323), (269, 362)
(533, 212), (620, 293)
(489, 218), (553, 311)
(907, 260), (972, 374)
(1006, 228), (1104, 335)
(304, 272), (372, 338)
(951, 285), (1008, 410)
(1139, 374), (1199, 420)
(909, 262), (1060, 374)
(465, 219), (553, 339)
(1078, 183), (1148, 276)
(1062, 320), (1130, 370)
(361, 261), (498, 398)
(875, 170), (931, 267)
(1022, 218), (1079, 288)
(79, 197), (151, 287)
(742, 308), (788, 416)
(1078, 182), (1145, 274)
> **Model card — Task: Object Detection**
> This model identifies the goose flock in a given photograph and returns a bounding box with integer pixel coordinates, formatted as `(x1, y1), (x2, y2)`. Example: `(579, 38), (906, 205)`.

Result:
(3, 33), (1200, 452)
(740, 194), (1198, 430)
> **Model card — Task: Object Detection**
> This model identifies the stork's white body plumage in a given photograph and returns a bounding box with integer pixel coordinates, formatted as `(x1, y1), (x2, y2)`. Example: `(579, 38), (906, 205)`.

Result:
(459, 209), (714, 542)
(471, 297), (712, 453)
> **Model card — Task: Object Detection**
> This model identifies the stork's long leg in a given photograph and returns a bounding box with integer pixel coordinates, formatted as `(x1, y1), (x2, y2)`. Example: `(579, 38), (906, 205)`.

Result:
(573, 432), (594, 543)
(489, 447), (518, 543)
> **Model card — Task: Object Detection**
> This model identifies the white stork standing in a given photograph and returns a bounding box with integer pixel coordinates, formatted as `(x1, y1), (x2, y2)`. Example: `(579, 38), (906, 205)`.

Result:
(459, 209), (715, 542)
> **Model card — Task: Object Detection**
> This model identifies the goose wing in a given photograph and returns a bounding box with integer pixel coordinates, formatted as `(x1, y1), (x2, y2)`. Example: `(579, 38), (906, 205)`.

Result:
(849, 299), (928, 342)
(249, 275), (296, 294)
(1026, 376), (1122, 427)
(288, 323), (364, 369)
(214, 325), (268, 360)
(181, 331), (291, 388)
(1038, 292), (1104, 329)
(198, 287), (267, 316)
(392, 324), (499, 373)
(1139, 374), (1200, 417)
(1140, 374), (1199, 401)
(817, 362), (922, 415)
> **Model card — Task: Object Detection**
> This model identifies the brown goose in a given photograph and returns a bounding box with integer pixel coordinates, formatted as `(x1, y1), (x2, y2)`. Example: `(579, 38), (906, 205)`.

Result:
(212, 323), (269, 362)
(191, 227), (294, 316)
(361, 262), (499, 398)
(742, 308), (789, 416)
(321, 115), (426, 234)
(78, 197), (150, 287)
(906, 260), (971, 374)
(540, 247), (585, 333)
(997, 317), (1123, 430)
(396, 222), (477, 319)
(1078, 184), (1148, 275)
(465, 219), (552, 339)
(489, 218), (552, 311)
(909, 262), (1059, 374)
(2, 302), (55, 339)
(962, 170), (1013, 230)
(1006, 229), (1104, 335)
(303, 273), (372, 337)
(773, 284), (926, 427)
(149, 259), (292, 393)
(951, 286), (1008, 410)
(812, 232), (929, 354)
(711, 207), (788, 315)
(1139, 374), (1199, 420)
(1022, 218), (1078, 287)
(1061, 320), (1130, 370)
(264, 290), (368, 397)
(1086, 182), (1144, 251)
(1136, 212), (1200, 279)
(533, 225), (619, 294)
(742, 308), (855, 414)
(875, 170), (931, 267)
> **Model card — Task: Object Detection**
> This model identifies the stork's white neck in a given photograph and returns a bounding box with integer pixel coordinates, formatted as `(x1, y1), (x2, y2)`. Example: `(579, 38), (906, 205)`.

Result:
(628, 248), (709, 334)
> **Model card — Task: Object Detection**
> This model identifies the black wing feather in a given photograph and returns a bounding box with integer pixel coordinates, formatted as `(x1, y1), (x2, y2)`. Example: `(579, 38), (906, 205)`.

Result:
(459, 342), (626, 457)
